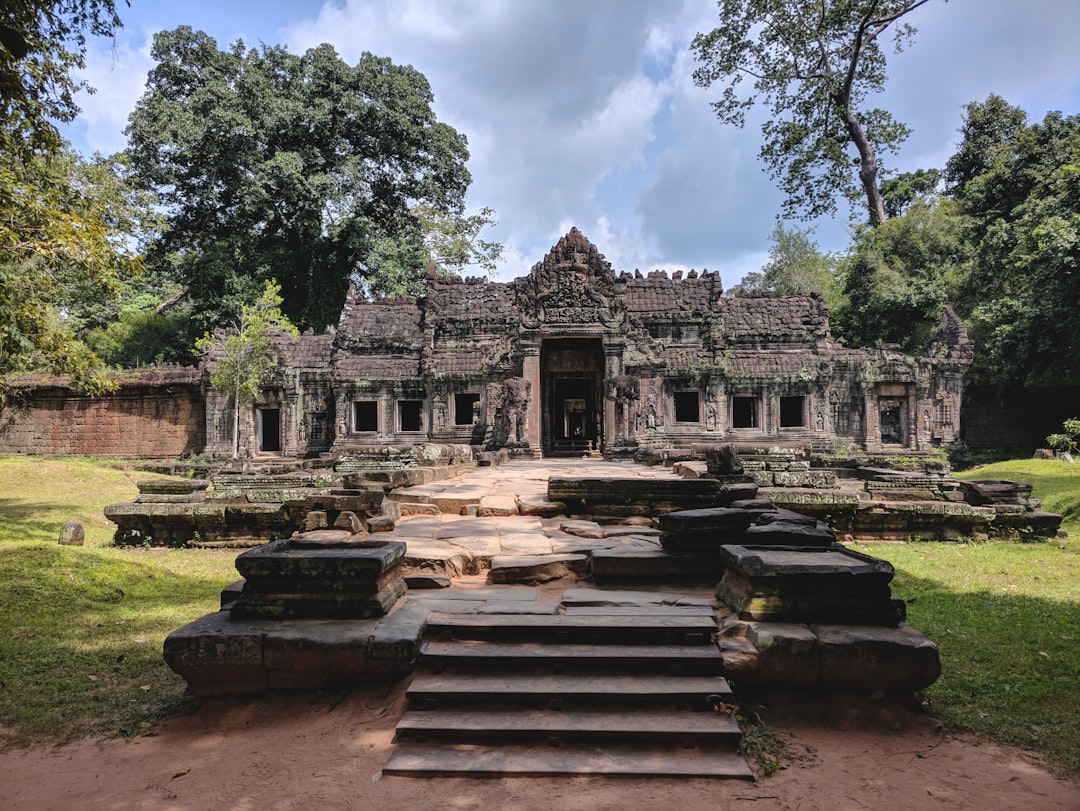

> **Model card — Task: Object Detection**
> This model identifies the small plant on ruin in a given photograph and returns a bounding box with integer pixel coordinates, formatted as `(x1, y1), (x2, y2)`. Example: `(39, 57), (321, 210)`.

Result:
(1046, 418), (1080, 456)
(195, 280), (298, 459)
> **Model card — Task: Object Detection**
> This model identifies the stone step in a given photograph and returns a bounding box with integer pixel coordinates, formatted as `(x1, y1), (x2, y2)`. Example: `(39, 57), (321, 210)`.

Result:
(394, 708), (742, 744)
(420, 640), (725, 674)
(406, 673), (734, 707)
(382, 744), (752, 779)
(590, 547), (724, 584)
(424, 612), (717, 645)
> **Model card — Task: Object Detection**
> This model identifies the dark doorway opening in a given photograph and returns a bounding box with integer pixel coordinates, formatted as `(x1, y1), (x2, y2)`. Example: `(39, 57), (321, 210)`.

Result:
(541, 338), (604, 456)
(258, 408), (281, 453)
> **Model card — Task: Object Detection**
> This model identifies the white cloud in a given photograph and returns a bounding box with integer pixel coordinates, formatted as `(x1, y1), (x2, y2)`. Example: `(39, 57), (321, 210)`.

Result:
(71, 38), (154, 155)
(60, 0), (1080, 290)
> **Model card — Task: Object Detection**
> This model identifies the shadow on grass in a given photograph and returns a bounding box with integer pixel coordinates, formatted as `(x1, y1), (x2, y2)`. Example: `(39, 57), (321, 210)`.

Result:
(890, 566), (1080, 776)
(0, 542), (232, 744)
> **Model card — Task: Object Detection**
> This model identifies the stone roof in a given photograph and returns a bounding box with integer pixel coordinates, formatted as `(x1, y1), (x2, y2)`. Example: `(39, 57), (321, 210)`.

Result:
(335, 291), (423, 352)
(718, 293), (831, 347)
(623, 273), (720, 314)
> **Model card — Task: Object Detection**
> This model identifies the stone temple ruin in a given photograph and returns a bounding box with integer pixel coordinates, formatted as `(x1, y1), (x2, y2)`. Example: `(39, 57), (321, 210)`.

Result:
(205, 227), (972, 461)
(146, 229), (1065, 778)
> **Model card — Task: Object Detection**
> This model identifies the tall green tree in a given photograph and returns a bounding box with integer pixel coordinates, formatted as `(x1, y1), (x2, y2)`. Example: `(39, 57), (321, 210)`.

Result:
(0, 1), (147, 397)
(691, 0), (933, 226)
(0, 146), (153, 398)
(126, 28), (473, 333)
(832, 198), (973, 351)
(195, 280), (298, 459)
(761, 222), (841, 302)
(947, 105), (1080, 384)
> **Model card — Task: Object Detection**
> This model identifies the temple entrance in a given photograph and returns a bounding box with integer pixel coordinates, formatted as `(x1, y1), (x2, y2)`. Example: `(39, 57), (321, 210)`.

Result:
(541, 338), (604, 456)
(257, 407), (281, 453)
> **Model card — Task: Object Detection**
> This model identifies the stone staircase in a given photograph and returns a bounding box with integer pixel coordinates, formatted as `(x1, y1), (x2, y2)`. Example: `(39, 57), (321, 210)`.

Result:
(383, 606), (753, 779)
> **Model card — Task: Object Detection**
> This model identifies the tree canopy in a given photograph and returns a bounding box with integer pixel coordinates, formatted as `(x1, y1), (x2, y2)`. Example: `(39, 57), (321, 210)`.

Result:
(126, 27), (473, 333)
(691, 0), (933, 226)
(0, 0), (122, 161)
(0, 1), (146, 397)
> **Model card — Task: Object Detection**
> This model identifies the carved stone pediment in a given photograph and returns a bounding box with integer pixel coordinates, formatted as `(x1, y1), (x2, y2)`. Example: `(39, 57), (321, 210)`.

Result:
(511, 228), (621, 329)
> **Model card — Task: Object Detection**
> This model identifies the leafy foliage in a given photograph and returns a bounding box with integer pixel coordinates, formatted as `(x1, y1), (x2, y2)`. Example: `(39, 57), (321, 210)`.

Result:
(948, 101), (1080, 384)
(194, 280), (298, 458)
(0, 0), (122, 162)
(832, 197), (973, 351)
(0, 147), (156, 398)
(126, 28), (473, 333)
(1046, 418), (1080, 456)
(691, 0), (932, 226)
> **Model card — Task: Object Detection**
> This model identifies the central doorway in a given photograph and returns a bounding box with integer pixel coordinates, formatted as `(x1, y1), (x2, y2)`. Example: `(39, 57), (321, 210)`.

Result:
(541, 338), (604, 456)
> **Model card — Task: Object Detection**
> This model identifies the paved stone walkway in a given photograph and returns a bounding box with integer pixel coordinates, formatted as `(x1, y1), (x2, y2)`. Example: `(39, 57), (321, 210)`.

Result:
(379, 459), (682, 576)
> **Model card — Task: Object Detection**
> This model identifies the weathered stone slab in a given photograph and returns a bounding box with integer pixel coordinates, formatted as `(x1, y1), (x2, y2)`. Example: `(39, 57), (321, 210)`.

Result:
(715, 545), (900, 626)
(489, 554), (590, 584)
(812, 623), (941, 691)
(477, 495), (519, 517)
(231, 571), (406, 620)
(236, 537), (405, 580)
(137, 478), (210, 496)
(560, 588), (714, 608)
(434, 519), (499, 539)
(734, 521), (836, 547)
(591, 548), (724, 583)
(517, 494), (565, 517)
(658, 507), (755, 534)
(743, 622), (821, 686)
(261, 618), (379, 689)
(548, 477), (724, 505)
(958, 479), (1033, 505)
(559, 519), (605, 539)
(163, 611), (267, 696)
(498, 533), (553, 555)
(405, 573), (452, 589)
(402, 539), (476, 577)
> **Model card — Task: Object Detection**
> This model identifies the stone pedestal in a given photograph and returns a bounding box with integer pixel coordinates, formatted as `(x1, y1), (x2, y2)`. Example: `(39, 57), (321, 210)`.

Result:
(231, 537), (407, 619)
(715, 545), (902, 627)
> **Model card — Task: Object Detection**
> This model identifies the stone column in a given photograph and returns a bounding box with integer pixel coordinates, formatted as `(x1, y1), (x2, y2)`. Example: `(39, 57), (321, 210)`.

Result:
(863, 391), (878, 450)
(522, 345), (541, 449)
(603, 344), (623, 451)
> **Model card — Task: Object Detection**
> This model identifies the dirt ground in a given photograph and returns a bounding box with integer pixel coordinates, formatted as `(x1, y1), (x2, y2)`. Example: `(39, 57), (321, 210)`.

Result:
(1, 683), (1076, 811)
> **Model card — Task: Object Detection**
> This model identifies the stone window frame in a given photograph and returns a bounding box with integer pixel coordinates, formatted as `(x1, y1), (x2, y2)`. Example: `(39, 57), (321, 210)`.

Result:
(779, 395), (807, 429)
(453, 391), (481, 426)
(351, 399), (379, 433)
(730, 395), (760, 429)
(672, 389), (702, 423)
(397, 399), (426, 433)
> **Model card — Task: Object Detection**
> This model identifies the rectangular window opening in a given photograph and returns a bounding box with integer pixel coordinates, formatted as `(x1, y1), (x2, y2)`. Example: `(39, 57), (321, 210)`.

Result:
(353, 400), (378, 432)
(398, 400), (423, 432)
(732, 396), (758, 428)
(780, 396), (806, 428)
(674, 390), (700, 423)
(454, 393), (480, 426)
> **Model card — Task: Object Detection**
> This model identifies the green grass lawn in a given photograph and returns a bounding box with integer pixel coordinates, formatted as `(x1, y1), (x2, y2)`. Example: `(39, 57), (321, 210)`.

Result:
(0, 456), (237, 744)
(0, 454), (1078, 777)
(851, 456), (1080, 776)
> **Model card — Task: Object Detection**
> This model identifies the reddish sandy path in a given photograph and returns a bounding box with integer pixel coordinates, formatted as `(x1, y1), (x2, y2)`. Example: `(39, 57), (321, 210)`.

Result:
(1, 684), (1076, 810)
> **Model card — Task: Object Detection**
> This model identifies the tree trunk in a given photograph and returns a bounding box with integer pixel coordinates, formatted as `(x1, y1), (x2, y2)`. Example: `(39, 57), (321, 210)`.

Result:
(840, 102), (888, 227)
(232, 388), (241, 460)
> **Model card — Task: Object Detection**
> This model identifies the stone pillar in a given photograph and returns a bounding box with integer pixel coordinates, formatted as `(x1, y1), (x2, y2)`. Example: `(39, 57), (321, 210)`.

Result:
(863, 391), (878, 450)
(378, 389), (395, 442)
(523, 346), (541, 450)
(603, 345), (622, 451)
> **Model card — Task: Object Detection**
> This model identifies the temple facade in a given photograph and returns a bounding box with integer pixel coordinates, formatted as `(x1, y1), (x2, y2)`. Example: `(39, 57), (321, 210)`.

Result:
(204, 228), (973, 459)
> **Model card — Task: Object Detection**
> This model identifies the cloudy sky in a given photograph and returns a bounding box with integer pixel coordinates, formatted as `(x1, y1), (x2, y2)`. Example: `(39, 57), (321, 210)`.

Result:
(67, 0), (1080, 288)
